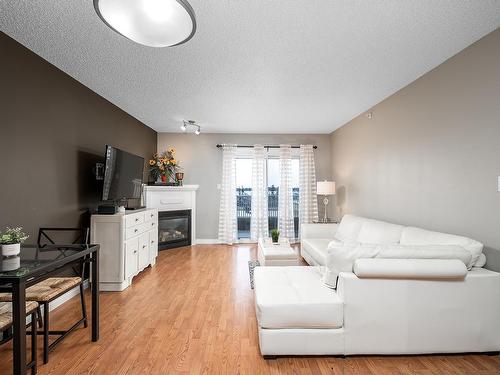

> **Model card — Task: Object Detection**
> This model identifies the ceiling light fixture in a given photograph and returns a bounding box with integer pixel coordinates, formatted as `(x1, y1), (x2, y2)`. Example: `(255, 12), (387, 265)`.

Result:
(93, 0), (196, 47)
(181, 120), (201, 135)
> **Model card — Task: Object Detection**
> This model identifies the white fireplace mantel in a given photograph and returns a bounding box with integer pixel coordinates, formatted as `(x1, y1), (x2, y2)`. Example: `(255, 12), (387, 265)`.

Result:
(144, 185), (199, 245)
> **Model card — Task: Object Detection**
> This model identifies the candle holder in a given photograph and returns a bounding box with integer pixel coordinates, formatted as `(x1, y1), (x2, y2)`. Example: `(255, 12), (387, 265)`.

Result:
(175, 172), (184, 186)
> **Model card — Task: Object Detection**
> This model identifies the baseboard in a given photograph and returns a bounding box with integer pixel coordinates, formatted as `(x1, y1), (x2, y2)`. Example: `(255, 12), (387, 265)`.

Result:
(195, 239), (221, 244)
(194, 239), (260, 245)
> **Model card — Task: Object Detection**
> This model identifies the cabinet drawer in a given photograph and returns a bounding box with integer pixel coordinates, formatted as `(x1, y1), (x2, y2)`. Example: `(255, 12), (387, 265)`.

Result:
(125, 212), (144, 228)
(145, 220), (157, 231)
(145, 210), (158, 223)
(148, 192), (192, 211)
(125, 222), (148, 239)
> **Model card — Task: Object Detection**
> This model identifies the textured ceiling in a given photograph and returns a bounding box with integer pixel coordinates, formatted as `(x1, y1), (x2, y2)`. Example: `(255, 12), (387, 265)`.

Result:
(1, 1), (500, 134)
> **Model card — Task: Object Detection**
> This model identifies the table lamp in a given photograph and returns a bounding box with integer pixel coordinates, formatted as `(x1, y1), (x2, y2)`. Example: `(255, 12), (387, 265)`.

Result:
(317, 181), (336, 223)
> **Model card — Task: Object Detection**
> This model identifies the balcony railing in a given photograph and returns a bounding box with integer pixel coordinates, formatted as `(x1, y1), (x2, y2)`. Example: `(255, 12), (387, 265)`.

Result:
(236, 186), (299, 239)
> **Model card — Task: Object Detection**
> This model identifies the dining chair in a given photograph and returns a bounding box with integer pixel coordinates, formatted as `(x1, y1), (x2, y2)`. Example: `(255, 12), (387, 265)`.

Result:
(0, 301), (38, 374)
(0, 227), (90, 364)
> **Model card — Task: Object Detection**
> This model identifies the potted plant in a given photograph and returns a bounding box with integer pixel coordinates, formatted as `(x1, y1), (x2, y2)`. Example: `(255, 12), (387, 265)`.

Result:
(271, 229), (280, 244)
(0, 227), (29, 257)
(148, 148), (181, 184)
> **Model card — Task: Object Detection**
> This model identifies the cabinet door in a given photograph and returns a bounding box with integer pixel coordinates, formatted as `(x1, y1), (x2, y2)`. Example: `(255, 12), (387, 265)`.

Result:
(138, 232), (150, 270)
(149, 229), (158, 261)
(125, 237), (139, 279)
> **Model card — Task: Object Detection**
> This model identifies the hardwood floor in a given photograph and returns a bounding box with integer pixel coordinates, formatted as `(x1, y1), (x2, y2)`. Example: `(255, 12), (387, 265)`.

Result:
(1, 244), (499, 374)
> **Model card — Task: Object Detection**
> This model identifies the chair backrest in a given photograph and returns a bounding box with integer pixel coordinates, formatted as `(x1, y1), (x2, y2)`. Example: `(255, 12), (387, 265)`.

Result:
(37, 227), (90, 279)
(37, 227), (90, 247)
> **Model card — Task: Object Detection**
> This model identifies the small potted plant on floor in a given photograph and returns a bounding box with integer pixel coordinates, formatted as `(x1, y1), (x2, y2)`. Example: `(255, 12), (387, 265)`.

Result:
(0, 227), (29, 257)
(271, 229), (280, 244)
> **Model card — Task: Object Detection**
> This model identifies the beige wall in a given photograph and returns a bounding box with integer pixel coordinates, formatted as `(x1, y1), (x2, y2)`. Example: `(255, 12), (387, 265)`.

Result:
(158, 133), (332, 239)
(0, 32), (157, 240)
(330, 28), (500, 271)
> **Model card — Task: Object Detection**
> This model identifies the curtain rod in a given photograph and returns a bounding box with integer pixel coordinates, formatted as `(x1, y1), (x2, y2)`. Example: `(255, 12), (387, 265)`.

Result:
(216, 144), (317, 149)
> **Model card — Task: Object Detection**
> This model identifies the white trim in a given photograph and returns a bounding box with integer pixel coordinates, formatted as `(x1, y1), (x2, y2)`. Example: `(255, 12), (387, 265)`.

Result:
(144, 184), (199, 192)
(195, 238), (260, 245)
(195, 238), (221, 244)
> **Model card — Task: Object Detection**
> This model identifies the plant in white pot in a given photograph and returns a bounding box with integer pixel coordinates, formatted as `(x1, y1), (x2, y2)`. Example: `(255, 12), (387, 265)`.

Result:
(0, 227), (29, 257)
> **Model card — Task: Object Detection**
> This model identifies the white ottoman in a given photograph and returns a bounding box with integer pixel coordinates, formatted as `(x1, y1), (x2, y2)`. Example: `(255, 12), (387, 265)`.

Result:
(257, 238), (298, 266)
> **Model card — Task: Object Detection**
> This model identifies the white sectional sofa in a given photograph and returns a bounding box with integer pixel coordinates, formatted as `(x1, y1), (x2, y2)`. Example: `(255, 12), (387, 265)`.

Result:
(253, 215), (500, 356)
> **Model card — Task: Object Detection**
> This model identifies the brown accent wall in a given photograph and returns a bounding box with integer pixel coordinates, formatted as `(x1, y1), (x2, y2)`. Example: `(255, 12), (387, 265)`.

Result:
(0, 32), (157, 241)
(330, 28), (500, 271)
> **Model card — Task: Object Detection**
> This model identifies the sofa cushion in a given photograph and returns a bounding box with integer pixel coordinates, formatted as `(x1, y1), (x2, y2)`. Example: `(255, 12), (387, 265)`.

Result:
(357, 219), (404, 245)
(254, 266), (343, 329)
(301, 239), (330, 265)
(323, 242), (473, 287)
(400, 227), (483, 268)
(475, 253), (487, 268)
(353, 258), (468, 279)
(334, 215), (365, 243)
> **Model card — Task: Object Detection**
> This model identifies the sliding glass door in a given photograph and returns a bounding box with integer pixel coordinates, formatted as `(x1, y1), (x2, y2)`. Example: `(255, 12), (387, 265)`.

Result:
(235, 157), (299, 240)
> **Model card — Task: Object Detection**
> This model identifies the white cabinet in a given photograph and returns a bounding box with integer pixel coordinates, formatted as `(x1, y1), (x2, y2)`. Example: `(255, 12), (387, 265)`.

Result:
(138, 232), (150, 271)
(125, 237), (139, 280)
(91, 208), (158, 291)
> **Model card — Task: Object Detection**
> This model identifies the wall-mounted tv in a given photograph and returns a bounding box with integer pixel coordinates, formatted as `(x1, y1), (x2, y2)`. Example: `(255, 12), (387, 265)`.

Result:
(102, 145), (144, 202)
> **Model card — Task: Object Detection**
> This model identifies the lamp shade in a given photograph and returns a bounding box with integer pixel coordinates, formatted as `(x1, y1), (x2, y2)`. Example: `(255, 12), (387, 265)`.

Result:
(317, 181), (336, 195)
(94, 0), (196, 47)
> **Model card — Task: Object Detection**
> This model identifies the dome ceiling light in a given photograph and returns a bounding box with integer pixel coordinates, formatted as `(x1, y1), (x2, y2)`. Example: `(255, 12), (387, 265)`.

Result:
(93, 0), (196, 47)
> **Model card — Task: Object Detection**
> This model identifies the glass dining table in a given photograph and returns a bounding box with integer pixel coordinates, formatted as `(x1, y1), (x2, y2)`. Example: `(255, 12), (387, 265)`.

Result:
(0, 244), (100, 375)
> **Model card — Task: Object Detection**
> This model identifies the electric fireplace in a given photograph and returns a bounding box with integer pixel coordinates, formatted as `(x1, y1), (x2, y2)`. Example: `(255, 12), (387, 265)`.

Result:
(158, 210), (191, 250)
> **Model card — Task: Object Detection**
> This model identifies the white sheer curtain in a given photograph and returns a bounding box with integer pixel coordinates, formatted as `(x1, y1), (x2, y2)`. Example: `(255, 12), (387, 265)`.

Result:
(299, 145), (319, 235)
(218, 145), (237, 244)
(250, 145), (269, 241)
(278, 145), (295, 240)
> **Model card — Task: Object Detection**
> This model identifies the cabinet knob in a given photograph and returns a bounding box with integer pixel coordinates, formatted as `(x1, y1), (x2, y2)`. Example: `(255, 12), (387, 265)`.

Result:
(134, 229), (138, 232)
(143, 245), (146, 249)
(133, 250), (138, 254)
(151, 240), (154, 244)
(151, 214), (154, 218)
(151, 223), (154, 226)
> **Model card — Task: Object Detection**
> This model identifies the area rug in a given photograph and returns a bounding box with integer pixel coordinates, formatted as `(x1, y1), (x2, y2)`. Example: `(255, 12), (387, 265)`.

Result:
(248, 260), (260, 289)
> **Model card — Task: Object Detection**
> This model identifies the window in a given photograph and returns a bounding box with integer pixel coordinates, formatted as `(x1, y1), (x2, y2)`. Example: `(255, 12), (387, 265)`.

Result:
(235, 156), (300, 239)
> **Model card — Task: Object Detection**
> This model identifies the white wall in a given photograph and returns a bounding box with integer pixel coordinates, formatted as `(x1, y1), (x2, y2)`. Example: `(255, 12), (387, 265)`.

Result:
(330, 28), (500, 271)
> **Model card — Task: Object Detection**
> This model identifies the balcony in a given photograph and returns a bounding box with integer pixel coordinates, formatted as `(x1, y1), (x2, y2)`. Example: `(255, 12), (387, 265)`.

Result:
(236, 186), (299, 239)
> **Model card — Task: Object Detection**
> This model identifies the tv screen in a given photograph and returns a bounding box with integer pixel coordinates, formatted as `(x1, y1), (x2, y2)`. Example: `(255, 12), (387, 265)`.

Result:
(102, 145), (144, 201)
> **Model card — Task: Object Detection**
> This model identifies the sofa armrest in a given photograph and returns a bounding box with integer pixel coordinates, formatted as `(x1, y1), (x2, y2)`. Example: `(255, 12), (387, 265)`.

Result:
(301, 223), (338, 240)
(353, 258), (467, 279)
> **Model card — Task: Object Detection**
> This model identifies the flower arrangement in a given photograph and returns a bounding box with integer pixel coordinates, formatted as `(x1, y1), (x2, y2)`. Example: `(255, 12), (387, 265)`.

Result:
(149, 148), (181, 183)
(0, 227), (29, 245)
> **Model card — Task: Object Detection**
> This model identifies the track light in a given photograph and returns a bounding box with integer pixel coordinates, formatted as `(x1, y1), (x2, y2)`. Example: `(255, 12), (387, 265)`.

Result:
(182, 120), (201, 135)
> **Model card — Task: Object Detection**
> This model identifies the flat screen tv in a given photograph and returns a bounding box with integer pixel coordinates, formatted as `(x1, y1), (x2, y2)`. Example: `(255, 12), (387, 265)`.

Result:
(102, 145), (144, 201)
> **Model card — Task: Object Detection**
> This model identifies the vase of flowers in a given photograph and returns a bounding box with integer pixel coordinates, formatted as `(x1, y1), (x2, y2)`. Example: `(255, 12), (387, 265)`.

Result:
(149, 148), (181, 184)
(0, 227), (29, 257)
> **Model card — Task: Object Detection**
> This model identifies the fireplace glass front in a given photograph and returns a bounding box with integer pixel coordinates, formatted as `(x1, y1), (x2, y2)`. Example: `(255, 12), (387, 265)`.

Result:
(158, 210), (191, 250)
